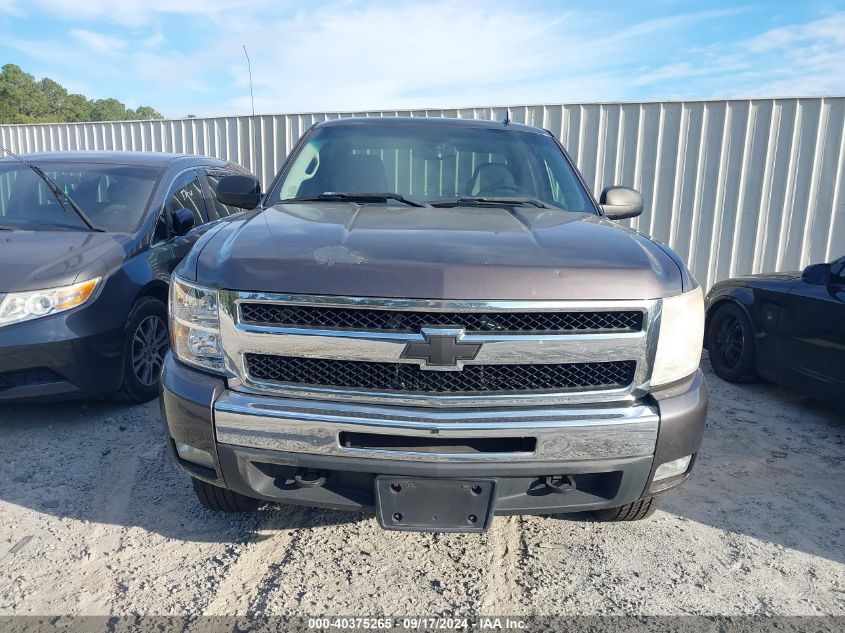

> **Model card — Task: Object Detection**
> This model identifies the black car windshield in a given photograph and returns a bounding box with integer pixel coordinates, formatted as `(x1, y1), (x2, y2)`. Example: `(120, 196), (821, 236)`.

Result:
(0, 161), (160, 232)
(270, 123), (595, 212)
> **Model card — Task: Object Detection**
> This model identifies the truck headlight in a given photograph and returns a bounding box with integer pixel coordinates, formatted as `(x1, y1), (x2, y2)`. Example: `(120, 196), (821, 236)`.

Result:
(170, 277), (224, 372)
(651, 286), (704, 387)
(0, 278), (101, 327)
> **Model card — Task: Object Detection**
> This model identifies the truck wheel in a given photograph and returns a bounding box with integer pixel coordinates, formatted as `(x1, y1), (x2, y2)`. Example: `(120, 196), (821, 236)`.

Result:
(593, 496), (659, 522)
(113, 296), (169, 404)
(191, 477), (260, 512)
(706, 302), (757, 382)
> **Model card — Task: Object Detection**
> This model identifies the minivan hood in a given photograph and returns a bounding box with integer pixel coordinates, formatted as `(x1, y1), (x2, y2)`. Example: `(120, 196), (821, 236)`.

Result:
(195, 203), (683, 300)
(0, 229), (127, 292)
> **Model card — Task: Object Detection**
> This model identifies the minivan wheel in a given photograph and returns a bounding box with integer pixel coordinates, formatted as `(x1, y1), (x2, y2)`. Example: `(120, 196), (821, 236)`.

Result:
(593, 496), (659, 522)
(113, 296), (169, 403)
(706, 302), (757, 382)
(192, 477), (261, 512)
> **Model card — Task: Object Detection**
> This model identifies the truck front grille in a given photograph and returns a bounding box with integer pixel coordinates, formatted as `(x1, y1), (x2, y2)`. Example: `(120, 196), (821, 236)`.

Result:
(245, 354), (636, 394)
(239, 303), (643, 333)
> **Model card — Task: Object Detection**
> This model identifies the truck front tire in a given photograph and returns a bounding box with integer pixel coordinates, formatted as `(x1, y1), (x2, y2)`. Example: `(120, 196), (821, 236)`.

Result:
(192, 477), (261, 512)
(592, 496), (659, 521)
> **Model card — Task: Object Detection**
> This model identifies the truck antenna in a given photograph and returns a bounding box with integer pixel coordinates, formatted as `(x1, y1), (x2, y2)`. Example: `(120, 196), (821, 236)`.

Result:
(242, 44), (258, 175)
(503, 110), (511, 125)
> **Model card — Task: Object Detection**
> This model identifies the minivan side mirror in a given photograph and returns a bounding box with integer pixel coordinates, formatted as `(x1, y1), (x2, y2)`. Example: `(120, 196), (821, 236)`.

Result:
(802, 262), (832, 285)
(171, 208), (195, 236)
(215, 174), (262, 210)
(599, 186), (643, 220)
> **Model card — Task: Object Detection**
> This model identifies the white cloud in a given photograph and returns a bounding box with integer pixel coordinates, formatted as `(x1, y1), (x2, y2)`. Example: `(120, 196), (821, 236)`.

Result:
(25, 0), (276, 26)
(195, 2), (746, 115)
(627, 12), (845, 99)
(70, 29), (126, 54)
(2, 3), (844, 118)
(139, 29), (165, 48)
(747, 13), (845, 52)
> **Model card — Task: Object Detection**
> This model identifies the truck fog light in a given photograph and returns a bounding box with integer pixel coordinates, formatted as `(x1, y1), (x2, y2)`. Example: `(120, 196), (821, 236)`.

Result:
(188, 330), (221, 357)
(653, 454), (692, 482)
(176, 444), (216, 469)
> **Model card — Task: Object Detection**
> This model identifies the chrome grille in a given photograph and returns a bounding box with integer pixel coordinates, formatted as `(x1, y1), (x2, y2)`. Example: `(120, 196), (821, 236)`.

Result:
(219, 292), (659, 408)
(245, 354), (636, 394)
(240, 303), (643, 333)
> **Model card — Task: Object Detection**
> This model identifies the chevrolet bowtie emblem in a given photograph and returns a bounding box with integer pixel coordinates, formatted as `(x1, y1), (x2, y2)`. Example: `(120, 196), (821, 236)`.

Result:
(401, 328), (481, 370)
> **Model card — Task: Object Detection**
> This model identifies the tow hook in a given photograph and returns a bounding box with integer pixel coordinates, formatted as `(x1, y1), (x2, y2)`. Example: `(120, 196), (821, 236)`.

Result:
(294, 469), (327, 489)
(541, 475), (576, 494)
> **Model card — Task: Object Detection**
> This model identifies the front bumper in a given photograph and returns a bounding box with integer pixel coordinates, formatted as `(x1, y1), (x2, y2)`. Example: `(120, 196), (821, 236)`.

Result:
(161, 353), (708, 518)
(0, 309), (124, 402)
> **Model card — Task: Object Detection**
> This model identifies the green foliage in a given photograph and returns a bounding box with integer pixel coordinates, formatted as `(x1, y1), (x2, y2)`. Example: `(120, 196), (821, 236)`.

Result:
(0, 64), (163, 124)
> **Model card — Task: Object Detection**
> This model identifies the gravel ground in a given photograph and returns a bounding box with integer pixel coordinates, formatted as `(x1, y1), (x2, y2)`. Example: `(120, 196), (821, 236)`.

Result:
(0, 356), (843, 617)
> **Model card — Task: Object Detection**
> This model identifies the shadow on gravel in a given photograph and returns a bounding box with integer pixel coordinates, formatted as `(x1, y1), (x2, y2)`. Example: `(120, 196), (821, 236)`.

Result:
(0, 399), (367, 544)
(545, 369), (845, 564)
(659, 371), (844, 565)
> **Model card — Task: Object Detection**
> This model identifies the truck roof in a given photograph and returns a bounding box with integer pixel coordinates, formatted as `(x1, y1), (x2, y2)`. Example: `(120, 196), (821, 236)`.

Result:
(315, 116), (549, 135)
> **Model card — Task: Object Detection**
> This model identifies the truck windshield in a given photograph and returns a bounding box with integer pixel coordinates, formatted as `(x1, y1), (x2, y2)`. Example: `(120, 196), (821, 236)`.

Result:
(0, 161), (159, 232)
(271, 123), (595, 213)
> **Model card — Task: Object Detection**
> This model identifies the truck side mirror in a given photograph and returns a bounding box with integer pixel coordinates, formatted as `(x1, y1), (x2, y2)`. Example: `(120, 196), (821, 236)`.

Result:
(215, 174), (262, 210)
(171, 208), (195, 236)
(599, 186), (643, 220)
(801, 262), (832, 285)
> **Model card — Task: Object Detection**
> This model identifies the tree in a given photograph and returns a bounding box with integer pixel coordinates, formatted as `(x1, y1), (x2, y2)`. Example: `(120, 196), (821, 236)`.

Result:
(0, 64), (164, 124)
(91, 98), (130, 121)
(61, 94), (93, 122)
(38, 78), (68, 121)
(132, 105), (163, 120)
(0, 64), (49, 123)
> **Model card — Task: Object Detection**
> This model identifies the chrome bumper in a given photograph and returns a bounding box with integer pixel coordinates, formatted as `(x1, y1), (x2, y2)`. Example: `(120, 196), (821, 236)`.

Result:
(214, 391), (659, 463)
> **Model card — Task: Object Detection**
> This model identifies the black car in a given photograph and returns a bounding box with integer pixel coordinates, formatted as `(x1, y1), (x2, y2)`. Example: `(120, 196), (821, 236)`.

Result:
(704, 256), (845, 408)
(0, 151), (251, 403)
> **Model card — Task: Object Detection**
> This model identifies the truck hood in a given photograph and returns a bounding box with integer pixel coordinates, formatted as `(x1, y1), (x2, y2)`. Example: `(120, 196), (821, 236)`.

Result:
(195, 203), (684, 300)
(0, 229), (127, 293)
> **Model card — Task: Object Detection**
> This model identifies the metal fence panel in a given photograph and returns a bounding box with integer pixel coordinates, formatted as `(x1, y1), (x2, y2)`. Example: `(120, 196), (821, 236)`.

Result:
(2, 97), (843, 291)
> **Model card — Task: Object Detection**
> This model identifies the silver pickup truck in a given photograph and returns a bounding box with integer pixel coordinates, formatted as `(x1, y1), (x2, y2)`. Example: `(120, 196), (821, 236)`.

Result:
(160, 117), (707, 532)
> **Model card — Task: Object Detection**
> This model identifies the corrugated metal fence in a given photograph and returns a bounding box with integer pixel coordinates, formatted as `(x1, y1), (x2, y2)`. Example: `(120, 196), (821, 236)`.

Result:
(2, 98), (843, 291)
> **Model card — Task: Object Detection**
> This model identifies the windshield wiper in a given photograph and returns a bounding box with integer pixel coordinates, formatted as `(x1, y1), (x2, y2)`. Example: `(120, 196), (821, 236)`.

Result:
(282, 192), (427, 208)
(429, 196), (555, 209)
(0, 145), (103, 232)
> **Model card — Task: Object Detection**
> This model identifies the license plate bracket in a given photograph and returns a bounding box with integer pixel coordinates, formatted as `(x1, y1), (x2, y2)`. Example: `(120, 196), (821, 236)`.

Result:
(375, 477), (496, 532)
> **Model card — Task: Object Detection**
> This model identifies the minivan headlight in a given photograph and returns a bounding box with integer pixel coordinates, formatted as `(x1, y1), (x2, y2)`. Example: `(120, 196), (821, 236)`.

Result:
(651, 286), (704, 387)
(170, 277), (224, 372)
(0, 278), (101, 327)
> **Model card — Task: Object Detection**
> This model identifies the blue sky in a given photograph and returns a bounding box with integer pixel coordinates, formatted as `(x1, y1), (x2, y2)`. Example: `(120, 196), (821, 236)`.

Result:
(1, 1), (843, 119)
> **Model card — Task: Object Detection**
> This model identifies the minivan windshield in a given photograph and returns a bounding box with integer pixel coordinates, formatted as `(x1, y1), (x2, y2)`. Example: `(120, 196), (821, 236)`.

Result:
(270, 123), (595, 212)
(0, 161), (160, 232)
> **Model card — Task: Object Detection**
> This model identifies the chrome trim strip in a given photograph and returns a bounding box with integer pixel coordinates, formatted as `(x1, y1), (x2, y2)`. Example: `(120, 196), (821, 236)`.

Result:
(214, 392), (659, 462)
(229, 380), (638, 408)
(229, 327), (646, 367)
(218, 291), (661, 408)
(230, 292), (657, 313)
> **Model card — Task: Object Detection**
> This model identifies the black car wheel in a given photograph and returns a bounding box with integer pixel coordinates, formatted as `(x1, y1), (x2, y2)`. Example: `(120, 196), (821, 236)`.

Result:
(706, 302), (757, 382)
(114, 297), (169, 403)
